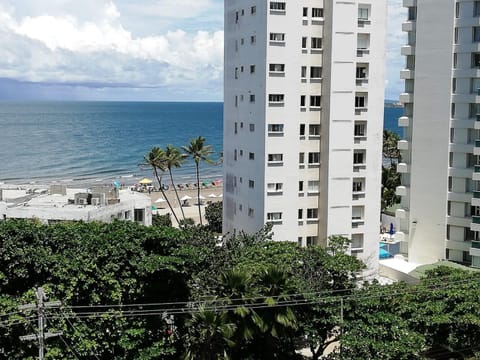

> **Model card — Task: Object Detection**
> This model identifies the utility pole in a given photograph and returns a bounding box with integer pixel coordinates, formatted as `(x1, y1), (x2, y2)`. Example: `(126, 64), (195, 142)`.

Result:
(19, 287), (62, 360)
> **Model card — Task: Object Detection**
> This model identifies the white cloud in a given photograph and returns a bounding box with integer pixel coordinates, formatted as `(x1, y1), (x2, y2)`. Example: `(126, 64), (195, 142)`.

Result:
(0, 2), (224, 99)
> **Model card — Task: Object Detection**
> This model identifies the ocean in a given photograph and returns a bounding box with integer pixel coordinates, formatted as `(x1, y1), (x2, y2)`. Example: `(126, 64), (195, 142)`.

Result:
(0, 101), (403, 185)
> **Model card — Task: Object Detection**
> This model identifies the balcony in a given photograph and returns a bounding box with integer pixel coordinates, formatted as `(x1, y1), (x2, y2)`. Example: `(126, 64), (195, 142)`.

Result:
(397, 140), (409, 151)
(398, 116), (410, 127)
(395, 208), (409, 219)
(474, 165), (480, 181)
(395, 231), (408, 242)
(401, 45), (415, 56)
(396, 185), (408, 197)
(399, 92), (413, 104)
(475, 140), (480, 156)
(471, 216), (480, 232)
(473, 191), (480, 207)
(402, 21), (416, 32)
(397, 162), (410, 173)
(470, 241), (480, 257)
(400, 69), (415, 80)
(356, 48), (370, 58)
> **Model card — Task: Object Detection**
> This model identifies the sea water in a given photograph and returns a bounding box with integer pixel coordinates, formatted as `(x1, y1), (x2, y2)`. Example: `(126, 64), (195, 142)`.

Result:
(0, 101), (402, 185)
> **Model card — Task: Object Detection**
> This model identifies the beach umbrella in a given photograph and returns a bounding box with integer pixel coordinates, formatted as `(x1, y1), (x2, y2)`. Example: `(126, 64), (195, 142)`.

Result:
(139, 178), (153, 185)
(113, 180), (120, 188)
(151, 205), (158, 211)
(155, 198), (166, 203)
(180, 195), (192, 201)
(213, 179), (223, 186)
(202, 180), (212, 186)
(208, 193), (217, 198)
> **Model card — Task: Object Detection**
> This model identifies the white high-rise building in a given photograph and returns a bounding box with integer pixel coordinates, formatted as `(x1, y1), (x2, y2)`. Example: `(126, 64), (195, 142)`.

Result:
(223, 0), (386, 267)
(396, 0), (480, 268)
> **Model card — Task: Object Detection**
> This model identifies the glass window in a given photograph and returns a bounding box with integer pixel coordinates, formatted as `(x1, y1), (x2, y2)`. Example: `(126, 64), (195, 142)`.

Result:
(270, 2), (286, 11)
(268, 154), (283, 162)
(475, 1), (480, 16)
(269, 63), (285, 72)
(312, 8), (323, 18)
(307, 208), (318, 219)
(269, 94), (285, 103)
(309, 125), (320, 136)
(308, 152), (320, 164)
(310, 66), (322, 78)
(310, 96), (321, 107)
(268, 124), (284, 133)
(358, 7), (369, 20)
(311, 37), (322, 49)
(474, 27), (480, 42)
(270, 33), (285, 42)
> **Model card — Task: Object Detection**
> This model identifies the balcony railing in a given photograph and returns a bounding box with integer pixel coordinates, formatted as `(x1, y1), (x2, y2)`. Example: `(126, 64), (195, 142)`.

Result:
(472, 216), (480, 224)
(472, 241), (480, 249)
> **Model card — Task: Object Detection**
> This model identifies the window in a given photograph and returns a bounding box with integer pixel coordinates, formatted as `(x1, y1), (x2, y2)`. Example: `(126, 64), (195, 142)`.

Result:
(268, 124), (284, 134)
(251, 35), (256, 44)
(354, 122), (366, 137)
(475, 1), (480, 16)
(249, 123), (255, 132)
(302, 37), (307, 49)
(270, 33), (285, 42)
(306, 236), (317, 246)
(134, 209), (145, 223)
(353, 151), (365, 165)
(250, 65), (255, 73)
(267, 183), (283, 193)
(270, 2), (286, 11)
(312, 8), (323, 18)
(300, 124), (305, 136)
(310, 66), (322, 78)
(298, 209), (303, 219)
(352, 206), (364, 221)
(307, 208), (318, 220)
(353, 179), (364, 192)
(357, 33), (370, 50)
(300, 95), (306, 107)
(308, 152), (320, 165)
(307, 180), (319, 193)
(355, 95), (366, 108)
(358, 7), (369, 20)
(303, 7), (308, 17)
(269, 94), (285, 104)
(248, 208), (254, 217)
(299, 152), (305, 165)
(234, 149), (237, 161)
(235, 11), (239, 23)
(250, 94), (255, 103)
(407, 7), (416, 20)
(249, 180), (254, 188)
(298, 181), (304, 192)
(311, 37), (322, 49)
(356, 66), (368, 79)
(249, 152), (254, 160)
(251, 6), (256, 14)
(473, 53), (480, 67)
(234, 122), (238, 134)
(268, 154), (283, 163)
(310, 96), (321, 108)
(269, 63), (285, 72)
(474, 27), (480, 42)
(301, 66), (307, 78)
(351, 234), (364, 249)
(456, 2), (460, 18)
(267, 212), (282, 222)
(309, 124), (320, 136)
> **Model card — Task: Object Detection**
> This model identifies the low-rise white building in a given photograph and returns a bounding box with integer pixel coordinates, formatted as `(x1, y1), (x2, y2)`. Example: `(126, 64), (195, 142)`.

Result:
(0, 185), (152, 226)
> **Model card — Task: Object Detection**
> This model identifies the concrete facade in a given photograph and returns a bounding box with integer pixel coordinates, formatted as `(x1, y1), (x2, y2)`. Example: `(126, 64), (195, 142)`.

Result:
(396, 0), (480, 267)
(223, 0), (386, 269)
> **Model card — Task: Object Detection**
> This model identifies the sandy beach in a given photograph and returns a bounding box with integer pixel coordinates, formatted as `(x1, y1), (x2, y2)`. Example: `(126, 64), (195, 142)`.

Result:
(149, 185), (223, 225)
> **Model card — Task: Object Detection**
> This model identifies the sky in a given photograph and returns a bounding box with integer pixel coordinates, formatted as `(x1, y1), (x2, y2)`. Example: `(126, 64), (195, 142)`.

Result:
(0, 0), (405, 102)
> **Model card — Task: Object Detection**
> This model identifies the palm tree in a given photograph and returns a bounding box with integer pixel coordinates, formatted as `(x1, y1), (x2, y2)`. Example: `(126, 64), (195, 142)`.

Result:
(182, 137), (214, 225)
(165, 144), (187, 222)
(140, 147), (180, 226)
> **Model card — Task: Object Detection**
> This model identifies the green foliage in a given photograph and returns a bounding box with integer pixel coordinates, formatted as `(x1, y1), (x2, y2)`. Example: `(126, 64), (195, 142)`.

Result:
(382, 165), (401, 212)
(179, 218), (195, 227)
(205, 201), (222, 233)
(152, 213), (172, 227)
(383, 130), (402, 165)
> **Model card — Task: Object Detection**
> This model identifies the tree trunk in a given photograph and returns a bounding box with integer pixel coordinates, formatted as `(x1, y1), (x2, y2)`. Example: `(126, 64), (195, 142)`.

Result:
(196, 162), (203, 225)
(153, 167), (180, 226)
(169, 168), (186, 222)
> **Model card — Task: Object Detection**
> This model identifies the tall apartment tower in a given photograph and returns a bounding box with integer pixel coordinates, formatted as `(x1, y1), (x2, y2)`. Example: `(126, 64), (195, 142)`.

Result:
(396, 0), (480, 267)
(223, 0), (386, 267)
